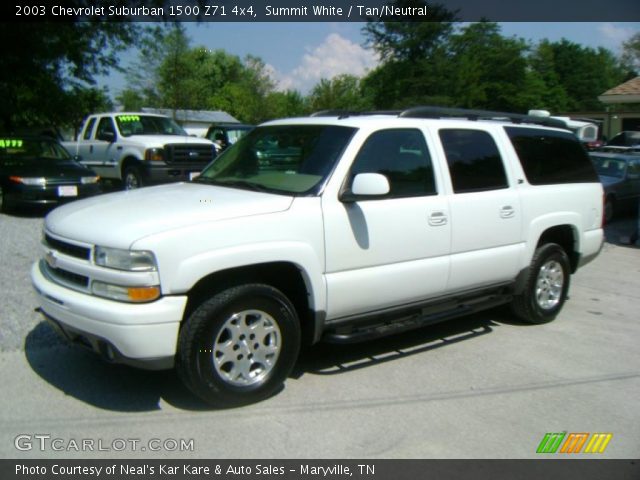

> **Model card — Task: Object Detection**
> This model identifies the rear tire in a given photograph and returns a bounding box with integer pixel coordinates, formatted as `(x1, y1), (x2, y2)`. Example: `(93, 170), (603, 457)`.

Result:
(177, 284), (301, 407)
(512, 243), (570, 324)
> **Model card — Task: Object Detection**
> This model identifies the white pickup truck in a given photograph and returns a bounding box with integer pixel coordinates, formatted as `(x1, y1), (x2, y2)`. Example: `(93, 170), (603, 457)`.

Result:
(63, 113), (216, 189)
(34, 107), (604, 407)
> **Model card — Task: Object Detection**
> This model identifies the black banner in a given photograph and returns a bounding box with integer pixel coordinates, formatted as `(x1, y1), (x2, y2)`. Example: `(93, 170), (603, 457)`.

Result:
(2, 460), (639, 480)
(5, 0), (640, 22)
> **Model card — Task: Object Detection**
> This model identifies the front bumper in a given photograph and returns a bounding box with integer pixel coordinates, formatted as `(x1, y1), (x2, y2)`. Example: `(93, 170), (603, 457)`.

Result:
(31, 261), (187, 370)
(142, 163), (207, 185)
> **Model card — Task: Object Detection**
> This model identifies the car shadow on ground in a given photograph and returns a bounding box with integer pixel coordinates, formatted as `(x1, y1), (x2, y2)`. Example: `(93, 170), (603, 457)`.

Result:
(25, 310), (516, 413)
(24, 322), (210, 412)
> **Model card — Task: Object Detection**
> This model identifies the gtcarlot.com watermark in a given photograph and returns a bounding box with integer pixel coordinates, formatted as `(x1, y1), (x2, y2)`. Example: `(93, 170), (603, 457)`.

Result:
(15, 434), (194, 453)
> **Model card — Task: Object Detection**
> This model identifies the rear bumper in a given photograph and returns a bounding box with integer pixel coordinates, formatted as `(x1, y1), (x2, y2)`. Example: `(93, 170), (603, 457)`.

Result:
(3, 184), (101, 207)
(578, 228), (605, 269)
(31, 261), (187, 370)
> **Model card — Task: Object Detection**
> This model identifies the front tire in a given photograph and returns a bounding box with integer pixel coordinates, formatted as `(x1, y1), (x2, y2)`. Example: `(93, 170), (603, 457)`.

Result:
(123, 166), (143, 190)
(512, 243), (571, 324)
(177, 284), (301, 407)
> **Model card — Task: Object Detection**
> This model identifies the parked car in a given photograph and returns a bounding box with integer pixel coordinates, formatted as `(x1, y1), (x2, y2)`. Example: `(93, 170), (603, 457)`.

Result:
(599, 131), (640, 153)
(205, 123), (254, 155)
(0, 136), (100, 212)
(63, 113), (216, 190)
(589, 152), (640, 222)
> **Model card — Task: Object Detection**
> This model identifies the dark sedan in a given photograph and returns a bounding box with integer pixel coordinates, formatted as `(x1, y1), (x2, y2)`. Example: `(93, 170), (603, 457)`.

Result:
(589, 152), (640, 223)
(0, 136), (101, 212)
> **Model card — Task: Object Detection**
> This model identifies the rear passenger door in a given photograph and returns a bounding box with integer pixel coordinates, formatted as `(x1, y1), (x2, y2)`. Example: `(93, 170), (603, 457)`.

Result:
(438, 128), (523, 291)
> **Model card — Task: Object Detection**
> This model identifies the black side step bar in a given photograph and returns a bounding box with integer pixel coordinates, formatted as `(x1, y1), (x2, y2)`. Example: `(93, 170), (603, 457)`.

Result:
(323, 291), (512, 344)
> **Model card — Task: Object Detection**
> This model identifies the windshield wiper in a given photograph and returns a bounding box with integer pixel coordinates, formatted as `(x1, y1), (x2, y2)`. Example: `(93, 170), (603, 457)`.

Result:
(216, 179), (272, 193)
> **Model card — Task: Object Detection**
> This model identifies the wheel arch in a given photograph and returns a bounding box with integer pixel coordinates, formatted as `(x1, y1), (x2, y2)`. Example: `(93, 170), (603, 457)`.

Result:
(183, 262), (319, 345)
(536, 224), (579, 273)
(120, 155), (143, 180)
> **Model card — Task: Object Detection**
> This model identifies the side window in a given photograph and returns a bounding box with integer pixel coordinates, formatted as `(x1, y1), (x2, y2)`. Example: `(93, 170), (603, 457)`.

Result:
(628, 160), (640, 177)
(349, 129), (436, 198)
(82, 118), (96, 140)
(96, 117), (116, 139)
(505, 127), (599, 185)
(439, 129), (508, 193)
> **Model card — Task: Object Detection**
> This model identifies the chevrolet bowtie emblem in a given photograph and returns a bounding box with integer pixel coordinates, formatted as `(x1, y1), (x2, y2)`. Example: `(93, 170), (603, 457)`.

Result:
(45, 250), (57, 268)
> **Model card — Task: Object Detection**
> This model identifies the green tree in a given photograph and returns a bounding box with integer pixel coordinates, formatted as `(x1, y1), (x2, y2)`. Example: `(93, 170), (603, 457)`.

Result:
(529, 39), (628, 111)
(0, 21), (139, 130)
(447, 23), (529, 111)
(361, 0), (458, 109)
(308, 75), (373, 112)
(621, 32), (640, 71)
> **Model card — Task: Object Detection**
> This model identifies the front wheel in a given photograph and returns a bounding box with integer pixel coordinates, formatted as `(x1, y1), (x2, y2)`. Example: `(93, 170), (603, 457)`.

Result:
(123, 166), (143, 190)
(511, 243), (571, 324)
(177, 284), (301, 407)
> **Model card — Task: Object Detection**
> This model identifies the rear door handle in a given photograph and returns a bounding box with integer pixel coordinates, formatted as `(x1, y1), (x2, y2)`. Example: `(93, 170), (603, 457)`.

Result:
(500, 205), (515, 219)
(428, 211), (448, 226)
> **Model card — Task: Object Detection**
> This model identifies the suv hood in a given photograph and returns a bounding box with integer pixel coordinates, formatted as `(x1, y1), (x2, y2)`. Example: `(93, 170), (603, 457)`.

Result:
(45, 183), (294, 248)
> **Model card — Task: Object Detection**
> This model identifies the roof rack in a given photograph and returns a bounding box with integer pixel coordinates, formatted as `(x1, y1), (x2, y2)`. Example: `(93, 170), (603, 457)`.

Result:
(309, 106), (569, 129)
(399, 106), (568, 129)
(310, 110), (400, 119)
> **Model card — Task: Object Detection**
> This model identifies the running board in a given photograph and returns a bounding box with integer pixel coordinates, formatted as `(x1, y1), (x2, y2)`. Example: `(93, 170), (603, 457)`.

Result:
(323, 290), (512, 344)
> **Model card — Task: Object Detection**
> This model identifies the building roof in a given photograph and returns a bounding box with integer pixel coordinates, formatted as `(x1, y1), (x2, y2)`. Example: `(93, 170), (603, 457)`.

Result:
(599, 77), (640, 104)
(141, 108), (239, 124)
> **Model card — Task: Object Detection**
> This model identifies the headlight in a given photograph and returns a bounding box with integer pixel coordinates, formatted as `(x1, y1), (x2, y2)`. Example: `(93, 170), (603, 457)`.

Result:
(81, 176), (100, 184)
(9, 176), (46, 185)
(94, 246), (157, 272)
(92, 281), (160, 303)
(145, 147), (164, 162)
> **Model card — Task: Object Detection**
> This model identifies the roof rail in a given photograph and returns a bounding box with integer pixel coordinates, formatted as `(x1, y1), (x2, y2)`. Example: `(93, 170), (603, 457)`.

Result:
(399, 106), (568, 129)
(309, 110), (400, 119)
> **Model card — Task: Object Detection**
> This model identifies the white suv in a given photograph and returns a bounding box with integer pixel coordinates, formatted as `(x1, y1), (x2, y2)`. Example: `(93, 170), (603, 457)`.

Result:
(32, 107), (604, 406)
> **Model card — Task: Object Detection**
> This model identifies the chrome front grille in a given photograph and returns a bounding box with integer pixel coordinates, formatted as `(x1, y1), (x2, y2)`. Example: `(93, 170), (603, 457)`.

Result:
(44, 263), (89, 289)
(44, 234), (91, 260)
(165, 143), (214, 164)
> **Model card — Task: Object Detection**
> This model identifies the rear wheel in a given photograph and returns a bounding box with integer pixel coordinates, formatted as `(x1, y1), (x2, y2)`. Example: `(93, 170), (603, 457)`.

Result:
(512, 243), (571, 324)
(177, 284), (301, 407)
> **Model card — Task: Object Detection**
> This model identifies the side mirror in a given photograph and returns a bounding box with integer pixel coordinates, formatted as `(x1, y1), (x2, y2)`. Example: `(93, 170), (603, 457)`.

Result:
(340, 173), (390, 203)
(97, 130), (116, 143)
(73, 154), (83, 162)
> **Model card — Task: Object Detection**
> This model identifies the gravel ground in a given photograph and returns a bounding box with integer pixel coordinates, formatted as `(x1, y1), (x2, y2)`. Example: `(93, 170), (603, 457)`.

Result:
(0, 210), (62, 352)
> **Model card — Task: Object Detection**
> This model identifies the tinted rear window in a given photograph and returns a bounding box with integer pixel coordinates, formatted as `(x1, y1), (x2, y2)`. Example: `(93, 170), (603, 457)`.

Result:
(505, 127), (599, 185)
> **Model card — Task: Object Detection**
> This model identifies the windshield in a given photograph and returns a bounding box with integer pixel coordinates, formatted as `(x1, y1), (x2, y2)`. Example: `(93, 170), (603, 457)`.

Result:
(115, 115), (187, 137)
(591, 156), (626, 178)
(0, 138), (72, 166)
(196, 124), (356, 195)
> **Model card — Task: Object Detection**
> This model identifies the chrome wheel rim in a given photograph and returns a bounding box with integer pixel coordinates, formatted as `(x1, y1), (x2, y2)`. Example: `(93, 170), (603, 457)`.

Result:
(212, 310), (281, 387)
(124, 172), (139, 190)
(535, 260), (564, 310)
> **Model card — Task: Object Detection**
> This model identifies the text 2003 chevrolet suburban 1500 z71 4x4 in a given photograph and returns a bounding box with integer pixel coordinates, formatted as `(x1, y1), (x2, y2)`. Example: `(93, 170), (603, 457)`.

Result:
(33, 107), (604, 407)
(63, 112), (216, 190)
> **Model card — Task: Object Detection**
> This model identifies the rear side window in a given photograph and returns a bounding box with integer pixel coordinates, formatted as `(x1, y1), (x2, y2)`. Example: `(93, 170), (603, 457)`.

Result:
(506, 127), (599, 185)
(439, 129), (508, 193)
